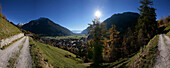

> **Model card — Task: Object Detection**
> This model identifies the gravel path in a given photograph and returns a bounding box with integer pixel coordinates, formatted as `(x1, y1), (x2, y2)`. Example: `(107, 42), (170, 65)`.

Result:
(154, 34), (170, 68)
(0, 37), (26, 68)
(15, 36), (32, 68)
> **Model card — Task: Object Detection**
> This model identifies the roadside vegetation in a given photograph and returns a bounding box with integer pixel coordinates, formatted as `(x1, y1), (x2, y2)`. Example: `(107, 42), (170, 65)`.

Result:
(167, 31), (170, 37)
(96, 35), (159, 68)
(29, 37), (86, 68)
(29, 37), (53, 68)
(127, 35), (159, 68)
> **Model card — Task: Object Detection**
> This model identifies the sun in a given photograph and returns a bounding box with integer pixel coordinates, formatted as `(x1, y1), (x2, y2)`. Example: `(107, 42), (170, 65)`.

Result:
(95, 10), (101, 18)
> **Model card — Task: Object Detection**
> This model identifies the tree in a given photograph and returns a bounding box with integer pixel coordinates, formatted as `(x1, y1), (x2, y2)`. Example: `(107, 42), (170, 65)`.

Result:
(88, 18), (106, 65)
(0, 4), (6, 19)
(103, 38), (110, 62)
(108, 25), (120, 61)
(0, 4), (1, 13)
(0, 4), (2, 17)
(136, 0), (158, 47)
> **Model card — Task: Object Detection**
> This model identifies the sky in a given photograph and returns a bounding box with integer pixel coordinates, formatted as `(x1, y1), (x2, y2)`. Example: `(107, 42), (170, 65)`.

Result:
(0, 0), (170, 33)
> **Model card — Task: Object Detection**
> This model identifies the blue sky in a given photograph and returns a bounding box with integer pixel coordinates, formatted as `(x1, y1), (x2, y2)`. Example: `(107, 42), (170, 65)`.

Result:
(0, 0), (170, 33)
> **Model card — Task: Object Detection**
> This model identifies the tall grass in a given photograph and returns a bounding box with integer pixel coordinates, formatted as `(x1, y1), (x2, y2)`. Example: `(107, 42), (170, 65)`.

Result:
(0, 17), (21, 40)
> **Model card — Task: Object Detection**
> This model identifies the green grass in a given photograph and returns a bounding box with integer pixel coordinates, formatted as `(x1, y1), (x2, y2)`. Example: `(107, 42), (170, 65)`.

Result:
(29, 37), (46, 68)
(0, 17), (22, 40)
(166, 31), (170, 37)
(164, 22), (170, 31)
(45, 35), (87, 39)
(29, 37), (86, 68)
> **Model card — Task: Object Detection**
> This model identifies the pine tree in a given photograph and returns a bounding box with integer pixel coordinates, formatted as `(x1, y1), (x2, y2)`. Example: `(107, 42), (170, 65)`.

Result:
(88, 18), (106, 65)
(136, 0), (158, 47)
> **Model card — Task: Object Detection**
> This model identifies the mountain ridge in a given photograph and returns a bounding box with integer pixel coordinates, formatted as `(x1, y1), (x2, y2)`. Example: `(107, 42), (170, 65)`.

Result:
(21, 17), (73, 36)
(81, 12), (140, 34)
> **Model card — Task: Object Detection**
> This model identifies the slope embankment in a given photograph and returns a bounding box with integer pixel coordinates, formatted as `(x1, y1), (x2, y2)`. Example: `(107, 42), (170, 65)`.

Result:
(0, 17), (22, 40)
(0, 33), (24, 48)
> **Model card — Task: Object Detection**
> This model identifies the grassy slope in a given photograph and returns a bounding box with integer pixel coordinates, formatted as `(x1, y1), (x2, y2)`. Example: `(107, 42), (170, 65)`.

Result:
(166, 31), (170, 37)
(29, 37), (86, 68)
(164, 21), (170, 31)
(0, 17), (22, 40)
(127, 35), (159, 68)
(166, 22), (170, 37)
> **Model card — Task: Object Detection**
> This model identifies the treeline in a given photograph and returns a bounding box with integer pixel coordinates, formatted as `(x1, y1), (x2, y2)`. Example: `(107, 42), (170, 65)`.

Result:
(86, 0), (160, 65)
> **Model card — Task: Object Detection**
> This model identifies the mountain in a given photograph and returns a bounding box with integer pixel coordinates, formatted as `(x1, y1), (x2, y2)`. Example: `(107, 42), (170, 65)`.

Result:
(81, 12), (140, 34)
(81, 28), (88, 34)
(17, 23), (25, 27)
(71, 30), (82, 34)
(21, 17), (73, 36)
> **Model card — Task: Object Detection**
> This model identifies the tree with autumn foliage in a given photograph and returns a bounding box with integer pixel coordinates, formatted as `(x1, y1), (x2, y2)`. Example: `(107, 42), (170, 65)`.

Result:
(0, 4), (6, 19)
(108, 25), (120, 61)
(0, 4), (2, 17)
(103, 38), (110, 62)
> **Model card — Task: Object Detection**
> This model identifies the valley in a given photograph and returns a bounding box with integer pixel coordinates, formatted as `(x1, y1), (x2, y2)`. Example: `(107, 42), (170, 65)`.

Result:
(0, 0), (170, 68)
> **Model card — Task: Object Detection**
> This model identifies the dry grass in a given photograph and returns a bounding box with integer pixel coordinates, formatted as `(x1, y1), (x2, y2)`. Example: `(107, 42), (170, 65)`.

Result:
(0, 17), (21, 40)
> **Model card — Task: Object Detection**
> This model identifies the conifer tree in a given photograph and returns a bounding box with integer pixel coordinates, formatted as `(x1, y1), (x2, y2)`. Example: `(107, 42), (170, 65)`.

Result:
(88, 18), (106, 65)
(136, 0), (158, 47)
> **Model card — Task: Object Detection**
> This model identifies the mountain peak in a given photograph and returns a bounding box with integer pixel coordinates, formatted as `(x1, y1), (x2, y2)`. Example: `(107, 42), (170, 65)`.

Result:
(21, 18), (73, 36)
(38, 17), (49, 20)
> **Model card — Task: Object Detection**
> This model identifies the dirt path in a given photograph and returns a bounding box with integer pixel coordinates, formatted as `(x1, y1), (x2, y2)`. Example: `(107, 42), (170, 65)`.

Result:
(0, 37), (26, 68)
(154, 34), (170, 68)
(15, 36), (32, 68)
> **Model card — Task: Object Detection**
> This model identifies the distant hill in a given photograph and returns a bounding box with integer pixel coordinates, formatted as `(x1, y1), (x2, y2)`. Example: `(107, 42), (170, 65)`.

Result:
(80, 28), (88, 34)
(0, 17), (22, 40)
(81, 12), (140, 34)
(21, 17), (73, 36)
(71, 30), (82, 34)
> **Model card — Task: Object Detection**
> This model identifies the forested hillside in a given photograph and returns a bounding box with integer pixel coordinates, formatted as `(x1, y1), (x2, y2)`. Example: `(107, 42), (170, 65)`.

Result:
(21, 17), (73, 36)
(81, 12), (139, 34)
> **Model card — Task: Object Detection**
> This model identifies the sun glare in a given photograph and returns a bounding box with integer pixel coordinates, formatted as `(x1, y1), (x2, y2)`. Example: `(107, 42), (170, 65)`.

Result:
(95, 10), (101, 18)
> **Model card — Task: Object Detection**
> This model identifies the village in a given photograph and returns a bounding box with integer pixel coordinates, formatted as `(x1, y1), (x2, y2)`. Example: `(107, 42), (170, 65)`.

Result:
(40, 37), (88, 56)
